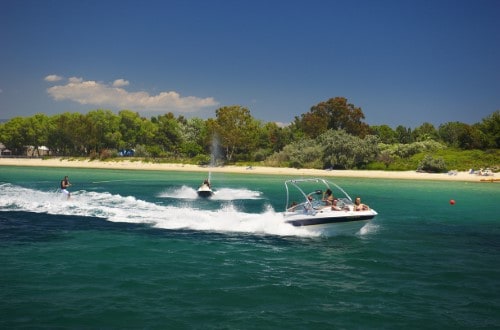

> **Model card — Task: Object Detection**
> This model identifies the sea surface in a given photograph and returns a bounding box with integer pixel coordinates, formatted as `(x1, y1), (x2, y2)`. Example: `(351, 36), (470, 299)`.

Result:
(1, 165), (499, 329)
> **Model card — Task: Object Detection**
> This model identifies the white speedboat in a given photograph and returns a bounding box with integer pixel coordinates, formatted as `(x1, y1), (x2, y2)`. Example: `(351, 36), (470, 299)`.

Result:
(283, 178), (377, 236)
(197, 180), (213, 198)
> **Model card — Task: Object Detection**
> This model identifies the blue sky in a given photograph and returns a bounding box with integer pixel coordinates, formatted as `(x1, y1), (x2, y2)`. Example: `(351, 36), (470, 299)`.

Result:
(1, 0), (498, 128)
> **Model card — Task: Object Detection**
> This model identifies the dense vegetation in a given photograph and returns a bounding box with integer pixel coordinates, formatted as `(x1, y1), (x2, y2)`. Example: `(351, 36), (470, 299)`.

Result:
(1, 97), (498, 172)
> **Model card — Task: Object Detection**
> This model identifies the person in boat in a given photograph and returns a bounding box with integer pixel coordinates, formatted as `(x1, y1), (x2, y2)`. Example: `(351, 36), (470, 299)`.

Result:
(322, 189), (334, 206)
(303, 195), (314, 211)
(60, 176), (71, 199)
(331, 199), (342, 211)
(202, 179), (211, 188)
(353, 197), (370, 211)
(288, 201), (298, 211)
(306, 194), (325, 211)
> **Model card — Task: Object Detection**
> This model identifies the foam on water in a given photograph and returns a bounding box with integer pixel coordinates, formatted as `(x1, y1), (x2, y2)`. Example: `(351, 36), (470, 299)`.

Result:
(158, 185), (262, 200)
(0, 183), (315, 237)
(358, 221), (379, 236)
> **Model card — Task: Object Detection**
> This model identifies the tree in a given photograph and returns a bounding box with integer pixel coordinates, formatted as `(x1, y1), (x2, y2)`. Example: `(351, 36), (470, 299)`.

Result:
(395, 125), (412, 144)
(319, 129), (379, 169)
(84, 109), (121, 155)
(210, 105), (260, 162)
(259, 122), (287, 153)
(154, 113), (182, 155)
(438, 121), (465, 147)
(459, 125), (485, 150)
(137, 119), (158, 147)
(412, 122), (438, 142)
(476, 110), (500, 148)
(371, 125), (397, 144)
(178, 117), (208, 157)
(297, 97), (370, 138)
(48, 112), (89, 156)
(24, 113), (52, 156)
(282, 138), (323, 168)
(265, 137), (322, 168)
(0, 116), (29, 155)
(439, 121), (484, 149)
(118, 110), (144, 149)
(251, 122), (290, 161)
(293, 111), (328, 139)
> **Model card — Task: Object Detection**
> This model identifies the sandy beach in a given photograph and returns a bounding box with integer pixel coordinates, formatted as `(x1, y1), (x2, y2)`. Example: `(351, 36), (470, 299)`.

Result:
(1, 157), (497, 183)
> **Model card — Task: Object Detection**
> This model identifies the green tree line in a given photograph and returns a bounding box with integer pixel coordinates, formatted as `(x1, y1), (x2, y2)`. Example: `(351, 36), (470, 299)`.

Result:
(1, 97), (498, 171)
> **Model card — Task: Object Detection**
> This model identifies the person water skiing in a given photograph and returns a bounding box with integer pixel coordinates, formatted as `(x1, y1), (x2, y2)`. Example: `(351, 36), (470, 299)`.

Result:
(60, 176), (71, 199)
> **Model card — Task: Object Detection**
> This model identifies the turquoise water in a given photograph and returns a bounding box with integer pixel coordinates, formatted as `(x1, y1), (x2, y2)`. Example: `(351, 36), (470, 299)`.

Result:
(1, 166), (499, 329)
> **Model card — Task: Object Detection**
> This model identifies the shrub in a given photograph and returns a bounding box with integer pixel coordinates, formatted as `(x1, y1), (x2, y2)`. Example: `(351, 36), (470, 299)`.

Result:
(417, 155), (447, 173)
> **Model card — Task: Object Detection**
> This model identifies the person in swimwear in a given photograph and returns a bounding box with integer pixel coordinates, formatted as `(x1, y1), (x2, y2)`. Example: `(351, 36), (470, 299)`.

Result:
(322, 189), (334, 206)
(331, 199), (342, 211)
(353, 197), (370, 211)
(60, 176), (71, 199)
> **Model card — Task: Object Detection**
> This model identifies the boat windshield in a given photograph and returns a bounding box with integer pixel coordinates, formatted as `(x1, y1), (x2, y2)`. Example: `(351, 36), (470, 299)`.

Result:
(284, 178), (353, 212)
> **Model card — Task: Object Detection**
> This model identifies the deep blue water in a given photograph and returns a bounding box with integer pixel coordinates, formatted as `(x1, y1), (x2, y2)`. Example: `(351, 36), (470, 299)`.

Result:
(1, 166), (499, 329)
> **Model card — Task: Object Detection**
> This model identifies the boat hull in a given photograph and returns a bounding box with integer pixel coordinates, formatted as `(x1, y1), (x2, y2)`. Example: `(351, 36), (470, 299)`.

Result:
(284, 210), (377, 236)
(292, 218), (371, 236)
(285, 213), (375, 227)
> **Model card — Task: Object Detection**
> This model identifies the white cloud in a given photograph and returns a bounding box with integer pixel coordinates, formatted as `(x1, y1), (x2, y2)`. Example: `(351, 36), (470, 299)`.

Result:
(44, 74), (63, 82)
(46, 76), (219, 113)
(112, 79), (129, 87)
(68, 77), (83, 83)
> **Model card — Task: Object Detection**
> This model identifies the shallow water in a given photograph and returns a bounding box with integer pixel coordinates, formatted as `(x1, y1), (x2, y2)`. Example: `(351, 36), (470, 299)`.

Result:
(1, 166), (499, 328)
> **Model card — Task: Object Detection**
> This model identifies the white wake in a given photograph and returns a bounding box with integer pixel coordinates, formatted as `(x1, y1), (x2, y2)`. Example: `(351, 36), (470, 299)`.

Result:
(0, 183), (316, 237)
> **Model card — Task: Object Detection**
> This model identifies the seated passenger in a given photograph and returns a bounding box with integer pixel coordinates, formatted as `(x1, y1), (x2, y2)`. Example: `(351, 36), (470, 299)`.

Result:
(288, 201), (298, 211)
(353, 197), (370, 211)
(331, 199), (342, 211)
(322, 189), (334, 206)
(304, 195), (315, 211)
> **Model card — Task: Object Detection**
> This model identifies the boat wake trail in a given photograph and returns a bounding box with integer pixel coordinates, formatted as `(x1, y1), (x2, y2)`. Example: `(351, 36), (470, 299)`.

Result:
(0, 183), (315, 237)
(158, 185), (262, 200)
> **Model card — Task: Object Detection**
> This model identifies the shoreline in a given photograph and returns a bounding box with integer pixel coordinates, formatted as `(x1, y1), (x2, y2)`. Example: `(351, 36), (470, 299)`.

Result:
(0, 157), (496, 183)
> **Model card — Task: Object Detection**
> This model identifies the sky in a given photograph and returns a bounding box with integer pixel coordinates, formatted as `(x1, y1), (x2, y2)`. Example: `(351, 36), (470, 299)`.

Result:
(0, 0), (499, 128)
